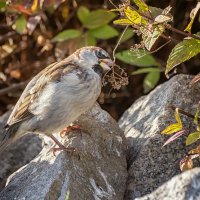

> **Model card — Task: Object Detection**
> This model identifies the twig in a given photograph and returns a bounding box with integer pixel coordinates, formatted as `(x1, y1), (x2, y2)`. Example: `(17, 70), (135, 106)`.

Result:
(170, 105), (200, 121)
(160, 34), (179, 44)
(150, 40), (172, 54)
(113, 25), (129, 62)
(166, 25), (200, 40)
(0, 32), (18, 44)
(0, 24), (12, 30)
(0, 80), (29, 96)
(108, 0), (118, 9)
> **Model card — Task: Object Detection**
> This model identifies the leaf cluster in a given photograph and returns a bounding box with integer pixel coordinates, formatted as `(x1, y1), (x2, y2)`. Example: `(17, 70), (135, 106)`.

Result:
(111, 0), (200, 90)
(162, 107), (200, 171)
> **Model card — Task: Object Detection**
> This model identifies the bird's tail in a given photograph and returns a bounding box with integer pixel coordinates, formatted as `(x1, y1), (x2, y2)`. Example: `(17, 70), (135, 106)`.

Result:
(0, 124), (20, 153)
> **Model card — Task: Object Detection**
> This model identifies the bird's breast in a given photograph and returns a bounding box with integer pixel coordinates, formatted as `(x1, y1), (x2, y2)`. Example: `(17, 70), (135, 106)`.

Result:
(29, 69), (101, 133)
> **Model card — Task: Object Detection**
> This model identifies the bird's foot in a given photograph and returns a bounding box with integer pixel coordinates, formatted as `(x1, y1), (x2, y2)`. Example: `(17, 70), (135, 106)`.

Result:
(49, 134), (78, 156)
(60, 125), (81, 138)
(52, 146), (77, 156)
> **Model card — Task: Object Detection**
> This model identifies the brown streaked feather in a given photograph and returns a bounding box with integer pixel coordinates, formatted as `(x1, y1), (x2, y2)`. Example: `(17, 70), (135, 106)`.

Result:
(7, 60), (77, 126)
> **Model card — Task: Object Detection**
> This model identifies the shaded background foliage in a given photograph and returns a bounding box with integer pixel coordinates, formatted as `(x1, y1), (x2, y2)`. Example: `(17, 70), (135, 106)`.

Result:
(0, 0), (199, 119)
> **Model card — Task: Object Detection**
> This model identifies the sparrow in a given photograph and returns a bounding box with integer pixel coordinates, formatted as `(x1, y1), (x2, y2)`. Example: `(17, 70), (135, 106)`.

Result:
(0, 46), (113, 153)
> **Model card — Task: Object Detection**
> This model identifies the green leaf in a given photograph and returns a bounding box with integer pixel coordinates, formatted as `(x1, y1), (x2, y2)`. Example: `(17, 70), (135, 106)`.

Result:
(15, 15), (27, 34)
(140, 24), (165, 50)
(120, 28), (134, 43)
(85, 33), (97, 45)
(149, 6), (163, 19)
(161, 123), (183, 135)
(66, 192), (69, 200)
(115, 49), (160, 67)
(113, 18), (133, 25)
(149, 6), (173, 24)
(166, 37), (200, 75)
(194, 109), (199, 125)
(77, 6), (90, 24)
(133, 0), (149, 13)
(83, 9), (116, 29)
(0, 1), (6, 9)
(143, 71), (160, 93)
(132, 67), (161, 75)
(88, 25), (119, 39)
(186, 132), (200, 146)
(185, 2), (200, 33)
(154, 6), (173, 23)
(52, 29), (81, 42)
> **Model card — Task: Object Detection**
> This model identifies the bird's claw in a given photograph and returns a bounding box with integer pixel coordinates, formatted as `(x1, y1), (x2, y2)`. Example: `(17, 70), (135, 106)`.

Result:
(52, 146), (78, 157)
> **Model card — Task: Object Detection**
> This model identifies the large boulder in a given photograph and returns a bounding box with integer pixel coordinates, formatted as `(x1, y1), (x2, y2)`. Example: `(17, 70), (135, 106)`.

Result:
(0, 104), (127, 200)
(119, 75), (200, 199)
(0, 111), (42, 190)
(136, 167), (200, 200)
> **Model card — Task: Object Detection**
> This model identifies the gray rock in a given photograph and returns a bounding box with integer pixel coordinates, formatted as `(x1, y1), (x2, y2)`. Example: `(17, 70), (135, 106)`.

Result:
(0, 103), (127, 200)
(0, 111), (42, 190)
(119, 74), (200, 199)
(136, 168), (200, 200)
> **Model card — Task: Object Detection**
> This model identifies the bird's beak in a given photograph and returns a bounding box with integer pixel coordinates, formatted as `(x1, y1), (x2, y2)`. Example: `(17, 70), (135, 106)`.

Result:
(99, 59), (114, 72)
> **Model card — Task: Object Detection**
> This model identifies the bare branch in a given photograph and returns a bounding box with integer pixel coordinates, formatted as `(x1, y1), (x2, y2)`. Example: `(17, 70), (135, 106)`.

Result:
(0, 81), (29, 96)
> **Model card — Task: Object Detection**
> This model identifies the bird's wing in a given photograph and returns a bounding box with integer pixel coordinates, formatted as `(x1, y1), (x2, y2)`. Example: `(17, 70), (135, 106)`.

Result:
(7, 60), (77, 126)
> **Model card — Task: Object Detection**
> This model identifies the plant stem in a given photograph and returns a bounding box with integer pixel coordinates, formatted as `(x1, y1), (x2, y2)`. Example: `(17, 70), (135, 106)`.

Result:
(160, 34), (178, 44)
(170, 105), (200, 120)
(0, 80), (29, 96)
(166, 25), (200, 40)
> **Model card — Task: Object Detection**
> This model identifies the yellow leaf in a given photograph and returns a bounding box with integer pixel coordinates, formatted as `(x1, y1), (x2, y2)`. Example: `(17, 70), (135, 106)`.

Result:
(185, 2), (200, 33)
(113, 18), (133, 25)
(124, 6), (147, 25)
(175, 108), (182, 125)
(110, 8), (122, 12)
(161, 123), (182, 135)
(186, 132), (200, 146)
(133, 0), (149, 13)
(31, 0), (38, 12)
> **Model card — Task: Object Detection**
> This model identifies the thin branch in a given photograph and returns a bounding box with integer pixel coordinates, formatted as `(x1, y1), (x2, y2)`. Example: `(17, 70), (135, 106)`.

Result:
(108, 0), (118, 9)
(0, 32), (18, 44)
(150, 39), (171, 54)
(170, 105), (200, 121)
(166, 25), (200, 40)
(113, 25), (129, 62)
(160, 34), (179, 44)
(0, 80), (29, 96)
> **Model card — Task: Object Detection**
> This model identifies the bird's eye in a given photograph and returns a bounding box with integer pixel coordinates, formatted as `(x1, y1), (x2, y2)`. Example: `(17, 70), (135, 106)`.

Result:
(95, 50), (109, 59)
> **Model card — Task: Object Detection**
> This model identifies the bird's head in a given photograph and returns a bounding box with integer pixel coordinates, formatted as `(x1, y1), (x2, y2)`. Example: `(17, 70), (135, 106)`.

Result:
(72, 46), (114, 77)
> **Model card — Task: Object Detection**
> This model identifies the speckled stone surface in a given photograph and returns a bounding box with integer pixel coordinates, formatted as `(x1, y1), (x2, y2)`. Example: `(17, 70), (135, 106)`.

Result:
(0, 104), (127, 200)
(136, 168), (200, 200)
(119, 74), (200, 199)
(0, 111), (42, 190)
